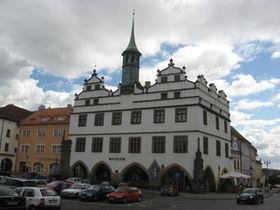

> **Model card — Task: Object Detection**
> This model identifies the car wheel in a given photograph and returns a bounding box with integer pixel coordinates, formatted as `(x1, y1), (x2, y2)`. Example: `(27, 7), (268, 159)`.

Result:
(236, 200), (240, 205)
(122, 197), (127, 204)
(28, 205), (36, 210)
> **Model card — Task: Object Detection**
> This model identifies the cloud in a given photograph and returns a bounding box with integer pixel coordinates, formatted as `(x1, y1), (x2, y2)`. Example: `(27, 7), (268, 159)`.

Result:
(235, 99), (274, 110)
(271, 51), (280, 59)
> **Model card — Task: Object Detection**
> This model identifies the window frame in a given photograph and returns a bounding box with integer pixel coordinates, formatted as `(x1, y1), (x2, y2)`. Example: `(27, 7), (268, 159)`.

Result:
(94, 113), (104, 126)
(175, 107), (188, 122)
(128, 137), (141, 153)
(173, 136), (188, 153)
(112, 112), (122, 125)
(131, 110), (142, 124)
(153, 109), (165, 123)
(78, 114), (87, 127)
(109, 137), (121, 153)
(91, 137), (103, 153)
(75, 137), (86, 152)
(152, 136), (166, 153)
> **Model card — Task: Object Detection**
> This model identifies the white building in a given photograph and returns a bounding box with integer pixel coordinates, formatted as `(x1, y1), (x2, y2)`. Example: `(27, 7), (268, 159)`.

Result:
(69, 16), (232, 191)
(0, 104), (32, 175)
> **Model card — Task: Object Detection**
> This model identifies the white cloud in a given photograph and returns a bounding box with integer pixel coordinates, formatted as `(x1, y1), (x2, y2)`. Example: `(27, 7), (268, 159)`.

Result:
(235, 99), (274, 110)
(271, 51), (280, 59)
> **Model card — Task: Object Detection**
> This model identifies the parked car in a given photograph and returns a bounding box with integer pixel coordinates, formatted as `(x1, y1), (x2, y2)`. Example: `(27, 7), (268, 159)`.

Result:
(107, 186), (141, 203)
(66, 177), (81, 183)
(0, 187), (26, 210)
(3, 178), (37, 189)
(15, 187), (61, 210)
(61, 182), (91, 199)
(160, 184), (179, 196)
(236, 188), (264, 204)
(47, 181), (67, 195)
(80, 184), (115, 201)
(31, 179), (48, 187)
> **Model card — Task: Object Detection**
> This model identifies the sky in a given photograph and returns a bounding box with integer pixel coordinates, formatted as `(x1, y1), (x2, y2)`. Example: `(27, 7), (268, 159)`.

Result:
(0, 0), (279, 169)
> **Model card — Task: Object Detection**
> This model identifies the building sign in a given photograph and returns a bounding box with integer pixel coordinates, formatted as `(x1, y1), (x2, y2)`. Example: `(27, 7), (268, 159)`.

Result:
(109, 157), (125, 161)
(38, 157), (59, 162)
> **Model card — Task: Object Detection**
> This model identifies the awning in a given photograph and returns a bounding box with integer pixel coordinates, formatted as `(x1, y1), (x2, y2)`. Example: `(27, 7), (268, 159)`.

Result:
(220, 171), (251, 179)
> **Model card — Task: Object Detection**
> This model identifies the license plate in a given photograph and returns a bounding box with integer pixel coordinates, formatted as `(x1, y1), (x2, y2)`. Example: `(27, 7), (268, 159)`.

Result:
(7, 201), (18, 206)
(49, 200), (57, 203)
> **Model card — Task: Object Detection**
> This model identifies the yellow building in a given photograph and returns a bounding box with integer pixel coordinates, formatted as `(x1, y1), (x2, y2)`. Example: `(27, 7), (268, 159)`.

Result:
(15, 105), (72, 176)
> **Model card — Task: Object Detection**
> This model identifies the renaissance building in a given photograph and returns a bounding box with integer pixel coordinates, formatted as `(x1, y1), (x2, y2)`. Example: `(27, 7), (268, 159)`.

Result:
(69, 16), (232, 191)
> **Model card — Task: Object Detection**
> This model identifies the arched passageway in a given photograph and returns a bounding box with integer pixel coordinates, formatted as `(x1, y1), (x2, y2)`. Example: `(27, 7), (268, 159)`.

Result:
(33, 162), (43, 174)
(204, 167), (216, 192)
(122, 164), (149, 188)
(163, 164), (191, 192)
(71, 161), (88, 179)
(0, 158), (13, 173)
(18, 161), (27, 174)
(92, 163), (111, 183)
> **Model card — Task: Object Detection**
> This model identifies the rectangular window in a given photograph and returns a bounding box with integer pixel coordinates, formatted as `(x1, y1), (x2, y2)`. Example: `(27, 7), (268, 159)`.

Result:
(52, 145), (61, 154)
(225, 143), (229, 158)
(94, 113), (104, 126)
(53, 129), (63, 138)
(131, 110), (141, 124)
(161, 92), (168, 100)
(112, 112), (122, 125)
(215, 115), (220, 130)
(174, 74), (180, 82)
(203, 109), (207, 125)
(4, 143), (9, 152)
(216, 140), (221, 156)
(22, 130), (30, 138)
(128, 137), (141, 153)
(175, 107), (187, 122)
(91, 137), (103, 153)
(35, 145), (45, 153)
(20, 144), (29, 153)
(75, 137), (86, 152)
(161, 76), (167, 83)
(109, 137), (121, 153)
(174, 91), (181, 99)
(85, 99), (90, 106)
(86, 85), (91, 91)
(203, 136), (209, 155)
(95, 84), (100, 90)
(153, 109), (165, 123)
(173, 136), (188, 153)
(6, 129), (11, 137)
(78, 114), (87, 127)
(224, 120), (228, 133)
(37, 129), (46, 137)
(93, 98), (99, 105)
(152, 136), (166, 153)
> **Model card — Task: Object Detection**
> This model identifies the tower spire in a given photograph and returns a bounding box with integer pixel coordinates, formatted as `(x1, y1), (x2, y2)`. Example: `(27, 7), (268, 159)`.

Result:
(126, 10), (138, 51)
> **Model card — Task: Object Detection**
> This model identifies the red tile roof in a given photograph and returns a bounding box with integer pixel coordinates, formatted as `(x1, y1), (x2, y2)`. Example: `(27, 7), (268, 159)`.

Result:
(20, 107), (73, 125)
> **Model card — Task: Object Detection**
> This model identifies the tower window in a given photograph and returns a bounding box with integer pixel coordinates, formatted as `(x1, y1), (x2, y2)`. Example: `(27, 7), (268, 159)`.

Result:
(95, 84), (100, 90)
(161, 92), (168, 100)
(85, 99), (90, 106)
(86, 85), (91, 91)
(174, 91), (181, 99)
(93, 98), (99, 105)
(161, 76), (167, 83)
(174, 75), (180, 82)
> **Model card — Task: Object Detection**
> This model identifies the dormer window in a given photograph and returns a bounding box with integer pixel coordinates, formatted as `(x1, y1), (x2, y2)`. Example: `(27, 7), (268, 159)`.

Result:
(41, 117), (49, 122)
(161, 92), (168, 100)
(161, 76), (167, 83)
(95, 84), (100, 90)
(174, 75), (180, 82)
(86, 85), (91, 91)
(93, 98), (99, 105)
(174, 91), (181, 99)
(56, 116), (65, 121)
(85, 99), (90, 106)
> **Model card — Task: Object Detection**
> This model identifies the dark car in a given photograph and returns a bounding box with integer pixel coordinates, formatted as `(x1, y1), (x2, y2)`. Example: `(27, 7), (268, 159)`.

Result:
(236, 188), (264, 204)
(3, 178), (37, 189)
(80, 184), (115, 201)
(160, 184), (179, 196)
(0, 187), (26, 210)
(47, 181), (67, 195)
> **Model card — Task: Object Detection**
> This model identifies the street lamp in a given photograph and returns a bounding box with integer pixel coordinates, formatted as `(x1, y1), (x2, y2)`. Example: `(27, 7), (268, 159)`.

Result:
(264, 160), (271, 187)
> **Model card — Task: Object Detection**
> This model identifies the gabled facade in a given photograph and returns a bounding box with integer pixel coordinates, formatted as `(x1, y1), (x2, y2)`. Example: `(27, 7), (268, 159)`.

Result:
(15, 105), (72, 176)
(0, 104), (32, 175)
(68, 16), (232, 192)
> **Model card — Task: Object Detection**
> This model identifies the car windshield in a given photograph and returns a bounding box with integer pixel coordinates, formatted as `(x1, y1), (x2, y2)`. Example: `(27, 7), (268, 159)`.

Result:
(48, 181), (64, 187)
(116, 187), (129, 192)
(0, 188), (19, 196)
(88, 185), (100, 191)
(71, 183), (85, 189)
(242, 189), (256, 194)
(4, 179), (24, 187)
(40, 189), (58, 196)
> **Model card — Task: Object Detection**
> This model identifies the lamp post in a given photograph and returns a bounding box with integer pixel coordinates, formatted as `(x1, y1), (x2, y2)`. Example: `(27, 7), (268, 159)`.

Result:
(249, 166), (253, 187)
(264, 160), (271, 187)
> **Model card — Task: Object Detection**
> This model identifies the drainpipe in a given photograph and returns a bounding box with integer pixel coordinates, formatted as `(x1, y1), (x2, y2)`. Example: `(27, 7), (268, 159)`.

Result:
(0, 119), (4, 149)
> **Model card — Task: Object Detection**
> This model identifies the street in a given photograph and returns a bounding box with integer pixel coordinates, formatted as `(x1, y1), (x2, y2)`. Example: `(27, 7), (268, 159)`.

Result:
(61, 191), (280, 210)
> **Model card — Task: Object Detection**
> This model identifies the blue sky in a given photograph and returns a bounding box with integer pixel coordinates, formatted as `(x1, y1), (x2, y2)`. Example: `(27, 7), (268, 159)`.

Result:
(0, 0), (280, 169)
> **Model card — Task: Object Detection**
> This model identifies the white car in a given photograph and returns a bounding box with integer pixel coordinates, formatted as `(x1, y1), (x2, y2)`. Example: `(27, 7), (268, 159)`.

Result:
(61, 182), (91, 199)
(15, 187), (61, 210)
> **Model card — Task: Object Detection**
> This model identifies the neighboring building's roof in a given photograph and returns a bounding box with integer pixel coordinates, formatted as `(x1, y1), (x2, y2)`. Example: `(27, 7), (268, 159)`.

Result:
(0, 104), (33, 122)
(231, 126), (251, 144)
(20, 106), (73, 125)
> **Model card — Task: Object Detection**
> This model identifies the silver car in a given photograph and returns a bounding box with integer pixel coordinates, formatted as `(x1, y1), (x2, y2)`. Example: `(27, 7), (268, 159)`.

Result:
(61, 182), (91, 199)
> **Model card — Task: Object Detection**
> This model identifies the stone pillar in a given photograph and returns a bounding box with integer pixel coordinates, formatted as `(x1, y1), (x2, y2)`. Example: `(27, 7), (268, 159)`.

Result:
(59, 139), (72, 178)
(192, 138), (205, 193)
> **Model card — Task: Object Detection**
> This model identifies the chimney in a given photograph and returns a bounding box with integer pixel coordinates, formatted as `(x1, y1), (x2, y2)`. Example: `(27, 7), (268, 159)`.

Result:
(38, 105), (45, 110)
(145, 81), (151, 88)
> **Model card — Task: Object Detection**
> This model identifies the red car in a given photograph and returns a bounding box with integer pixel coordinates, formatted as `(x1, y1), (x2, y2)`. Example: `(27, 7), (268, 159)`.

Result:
(107, 186), (141, 203)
